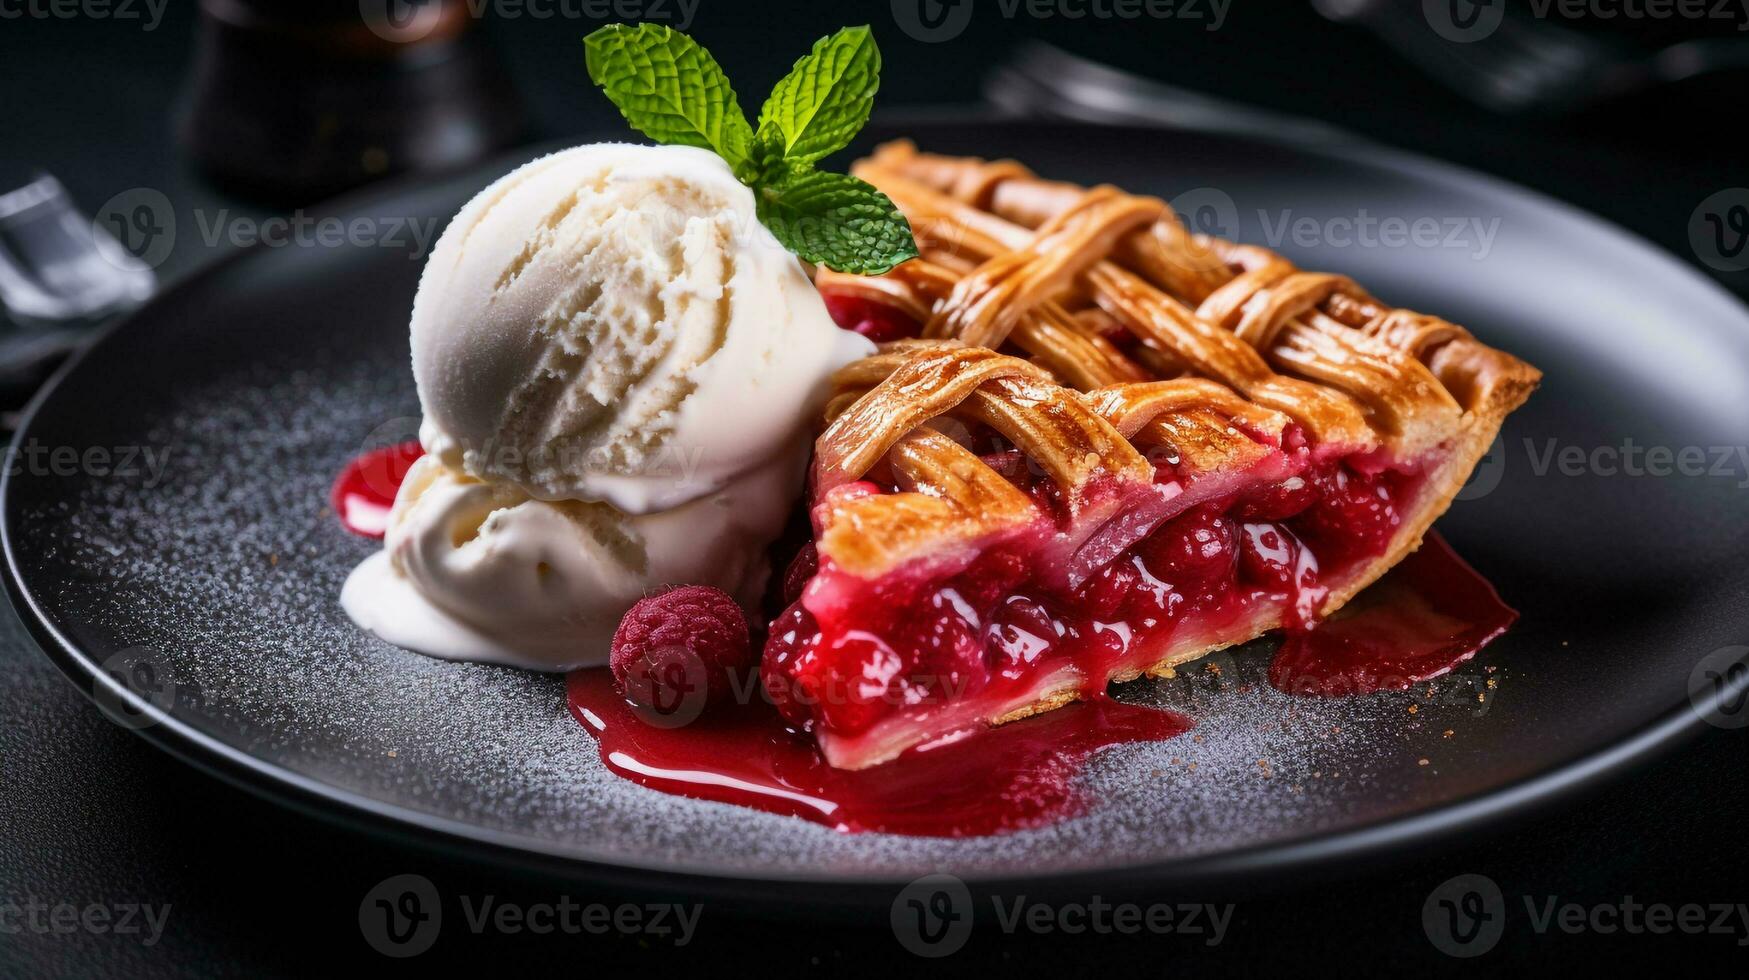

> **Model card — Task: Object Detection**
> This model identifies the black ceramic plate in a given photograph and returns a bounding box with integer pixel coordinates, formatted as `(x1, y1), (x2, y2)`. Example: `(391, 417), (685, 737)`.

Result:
(7, 120), (1749, 901)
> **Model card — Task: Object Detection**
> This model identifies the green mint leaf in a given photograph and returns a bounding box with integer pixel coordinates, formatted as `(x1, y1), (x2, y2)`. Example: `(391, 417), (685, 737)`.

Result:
(752, 25), (880, 168)
(584, 24), (754, 167)
(755, 168), (918, 275)
(585, 23), (902, 277)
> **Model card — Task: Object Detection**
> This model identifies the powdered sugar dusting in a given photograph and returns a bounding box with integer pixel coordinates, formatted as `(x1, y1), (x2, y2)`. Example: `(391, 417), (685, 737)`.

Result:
(14, 344), (1509, 878)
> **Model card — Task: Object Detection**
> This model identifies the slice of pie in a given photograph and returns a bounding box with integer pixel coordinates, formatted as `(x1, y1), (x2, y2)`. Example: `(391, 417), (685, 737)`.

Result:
(763, 142), (1541, 770)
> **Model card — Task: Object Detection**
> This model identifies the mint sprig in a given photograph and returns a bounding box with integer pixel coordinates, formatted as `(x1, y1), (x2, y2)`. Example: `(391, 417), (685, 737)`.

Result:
(756, 169), (916, 277)
(752, 27), (880, 169)
(584, 22), (754, 167)
(584, 24), (918, 276)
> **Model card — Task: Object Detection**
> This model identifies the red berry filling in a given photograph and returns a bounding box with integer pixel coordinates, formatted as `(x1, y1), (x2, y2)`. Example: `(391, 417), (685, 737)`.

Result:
(821, 292), (923, 343)
(764, 450), (1423, 746)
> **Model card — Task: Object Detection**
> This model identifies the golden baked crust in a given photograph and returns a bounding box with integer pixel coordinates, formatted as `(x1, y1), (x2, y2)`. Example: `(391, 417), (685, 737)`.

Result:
(798, 142), (1540, 767)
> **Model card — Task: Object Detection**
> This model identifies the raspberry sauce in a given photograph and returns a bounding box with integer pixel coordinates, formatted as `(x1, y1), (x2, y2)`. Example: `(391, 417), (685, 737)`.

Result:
(332, 420), (1515, 834)
(566, 670), (1190, 837)
(331, 441), (423, 538)
(1268, 534), (1517, 696)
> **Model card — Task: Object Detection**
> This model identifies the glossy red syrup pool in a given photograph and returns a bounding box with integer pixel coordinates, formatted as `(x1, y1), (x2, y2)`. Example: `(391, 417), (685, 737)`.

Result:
(331, 441), (423, 537)
(566, 670), (1190, 837)
(567, 532), (1516, 836)
(1268, 533), (1517, 696)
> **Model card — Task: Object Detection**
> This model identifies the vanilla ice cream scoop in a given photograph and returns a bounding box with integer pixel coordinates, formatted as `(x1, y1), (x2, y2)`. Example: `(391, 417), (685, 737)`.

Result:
(342, 453), (798, 670)
(343, 142), (873, 670)
(413, 142), (869, 513)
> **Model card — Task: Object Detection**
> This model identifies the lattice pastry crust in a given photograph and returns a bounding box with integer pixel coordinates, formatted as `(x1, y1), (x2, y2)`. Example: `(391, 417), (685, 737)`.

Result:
(814, 141), (1538, 605)
(786, 143), (1540, 766)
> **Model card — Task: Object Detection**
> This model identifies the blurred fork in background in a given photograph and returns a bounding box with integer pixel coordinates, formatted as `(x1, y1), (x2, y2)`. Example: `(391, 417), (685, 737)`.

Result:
(1313, 0), (1749, 114)
(985, 43), (1358, 143)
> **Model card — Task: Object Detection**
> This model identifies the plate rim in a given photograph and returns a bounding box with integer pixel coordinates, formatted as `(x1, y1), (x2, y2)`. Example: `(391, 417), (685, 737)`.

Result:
(5, 115), (1747, 899)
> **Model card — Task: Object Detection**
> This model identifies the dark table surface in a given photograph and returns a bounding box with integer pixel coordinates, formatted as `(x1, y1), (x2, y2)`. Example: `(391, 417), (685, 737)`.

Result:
(3, 2), (1747, 975)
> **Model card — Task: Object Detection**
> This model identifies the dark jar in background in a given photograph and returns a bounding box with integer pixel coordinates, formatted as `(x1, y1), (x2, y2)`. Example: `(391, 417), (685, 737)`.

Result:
(180, 0), (525, 205)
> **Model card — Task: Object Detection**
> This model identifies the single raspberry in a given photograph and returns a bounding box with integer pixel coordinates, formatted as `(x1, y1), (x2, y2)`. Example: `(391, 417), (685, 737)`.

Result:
(610, 585), (753, 715)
